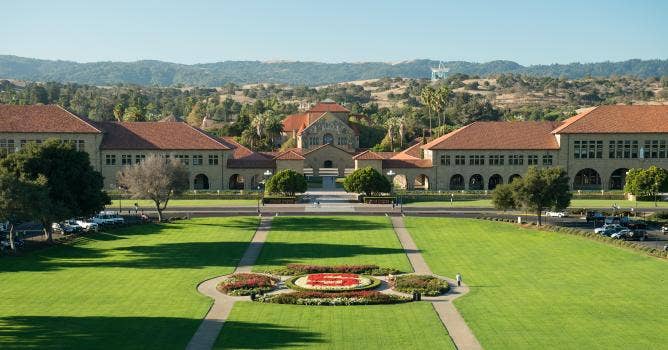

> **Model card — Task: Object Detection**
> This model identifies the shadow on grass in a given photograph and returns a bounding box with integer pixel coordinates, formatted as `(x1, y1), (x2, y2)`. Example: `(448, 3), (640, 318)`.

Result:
(216, 321), (324, 349)
(255, 242), (407, 268)
(271, 217), (387, 232)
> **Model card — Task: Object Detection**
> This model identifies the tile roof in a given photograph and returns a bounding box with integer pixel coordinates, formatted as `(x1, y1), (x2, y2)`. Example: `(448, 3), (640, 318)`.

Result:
(218, 136), (276, 168)
(392, 140), (423, 160)
(423, 121), (560, 150)
(282, 113), (309, 132)
(274, 150), (305, 160)
(0, 104), (101, 133)
(352, 150), (385, 160)
(307, 101), (350, 113)
(219, 136), (254, 158)
(302, 143), (353, 156)
(552, 105), (668, 134)
(97, 122), (229, 150)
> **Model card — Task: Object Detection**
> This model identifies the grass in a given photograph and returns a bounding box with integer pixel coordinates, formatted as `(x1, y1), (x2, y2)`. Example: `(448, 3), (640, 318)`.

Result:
(252, 216), (413, 273)
(405, 198), (668, 208)
(406, 217), (668, 349)
(214, 302), (455, 349)
(109, 198), (258, 208)
(0, 217), (258, 349)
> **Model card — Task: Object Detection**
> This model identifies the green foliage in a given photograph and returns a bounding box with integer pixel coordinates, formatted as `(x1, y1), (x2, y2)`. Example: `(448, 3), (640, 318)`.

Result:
(624, 166), (668, 205)
(343, 167), (391, 196)
(491, 183), (517, 211)
(278, 136), (297, 151)
(0, 139), (109, 241)
(393, 275), (450, 296)
(264, 169), (307, 196)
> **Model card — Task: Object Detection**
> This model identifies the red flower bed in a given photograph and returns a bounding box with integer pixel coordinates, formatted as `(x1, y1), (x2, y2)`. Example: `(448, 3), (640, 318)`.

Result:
(217, 273), (279, 296)
(306, 273), (361, 287)
(257, 290), (410, 305)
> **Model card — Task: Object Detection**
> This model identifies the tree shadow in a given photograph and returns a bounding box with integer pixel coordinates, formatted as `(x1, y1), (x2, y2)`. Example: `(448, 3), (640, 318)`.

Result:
(255, 242), (408, 268)
(0, 315), (323, 349)
(271, 217), (388, 232)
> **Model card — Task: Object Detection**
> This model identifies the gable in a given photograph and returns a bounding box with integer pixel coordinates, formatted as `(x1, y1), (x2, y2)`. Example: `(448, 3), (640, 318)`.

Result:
(300, 112), (354, 136)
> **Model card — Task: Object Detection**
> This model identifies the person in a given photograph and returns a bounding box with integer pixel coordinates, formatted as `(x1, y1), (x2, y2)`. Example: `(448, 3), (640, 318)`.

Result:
(134, 202), (139, 214)
(456, 273), (462, 287)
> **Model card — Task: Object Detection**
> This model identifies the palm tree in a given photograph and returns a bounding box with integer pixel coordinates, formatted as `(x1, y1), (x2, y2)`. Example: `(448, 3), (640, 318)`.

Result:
(435, 85), (450, 134)
(263, 112), (284, 146)
(250, 113), (267, 137)
(420, 86), (436, 137)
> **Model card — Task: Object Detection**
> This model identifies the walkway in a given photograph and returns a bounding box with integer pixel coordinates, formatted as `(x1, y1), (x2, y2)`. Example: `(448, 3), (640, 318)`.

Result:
(390, 215), (483, 350)
(185, 216), (273, 350)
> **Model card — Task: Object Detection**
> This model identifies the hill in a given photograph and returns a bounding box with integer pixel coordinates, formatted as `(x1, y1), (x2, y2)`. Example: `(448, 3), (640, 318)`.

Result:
(0, 55), (666, 87)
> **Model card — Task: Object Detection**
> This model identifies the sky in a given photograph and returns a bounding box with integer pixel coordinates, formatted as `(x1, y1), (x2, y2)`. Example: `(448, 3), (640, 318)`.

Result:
(1, 0), (666, 65)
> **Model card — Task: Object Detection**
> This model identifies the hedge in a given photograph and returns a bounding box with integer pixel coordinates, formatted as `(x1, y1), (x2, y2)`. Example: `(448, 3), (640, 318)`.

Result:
(393, 275), (450, 296)
(262, 196), (296, 204)
(362, 196), (396, 204)
(256, 290), (411, 306)
(269, 264), (402, 276)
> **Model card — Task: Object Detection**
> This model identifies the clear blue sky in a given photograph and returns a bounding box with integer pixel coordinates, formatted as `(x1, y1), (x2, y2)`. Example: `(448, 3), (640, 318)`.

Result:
(1, 0), (666, 65)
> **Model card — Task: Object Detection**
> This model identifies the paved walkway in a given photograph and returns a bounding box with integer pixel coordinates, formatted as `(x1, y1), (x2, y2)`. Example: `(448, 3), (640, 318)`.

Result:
(185, 216), (273, 350)
(390, 215), (483, 350)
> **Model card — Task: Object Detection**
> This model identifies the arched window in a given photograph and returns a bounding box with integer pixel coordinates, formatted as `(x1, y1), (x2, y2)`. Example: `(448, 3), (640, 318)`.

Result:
(194, 174), (209, 190)
(323, 133), (334, 144)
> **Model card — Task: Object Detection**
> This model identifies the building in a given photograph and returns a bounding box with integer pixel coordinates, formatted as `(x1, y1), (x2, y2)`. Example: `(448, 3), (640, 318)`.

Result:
(1, 104), (667, 192)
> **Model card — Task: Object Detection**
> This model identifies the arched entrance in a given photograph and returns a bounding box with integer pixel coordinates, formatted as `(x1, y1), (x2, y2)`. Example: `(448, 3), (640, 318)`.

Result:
(488, 174), (503, 190)
(450, 174), (464, 190)
(193, 174), (210, 190)
(573, 168), (601, 190)
(228, 174), (244, 190)
(250, 174), (263, 190)
(323, 133), (334, 144)
(392, 174), (408, 190)
(414, 174), (430, 190)
(323, 160), (333, 168)
(509, 174), (522, 183)
(609, 168), (629, 190)
(469, 174), (484, 190)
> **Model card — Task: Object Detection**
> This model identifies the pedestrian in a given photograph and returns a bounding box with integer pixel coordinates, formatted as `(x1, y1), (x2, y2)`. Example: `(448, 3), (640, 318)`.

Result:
(456, 273), (462, 287)
(134, 202), (139, 214)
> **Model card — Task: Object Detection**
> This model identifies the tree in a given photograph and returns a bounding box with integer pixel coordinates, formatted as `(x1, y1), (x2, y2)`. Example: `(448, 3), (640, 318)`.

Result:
(491, 183), (517, 211)
(122, 106), (144, 122)
(0, 139), (109, 242)
(420, 86), (436, 136)
(511, 167), (571, 225)
(113, 103), (124, 122)
(264, 169), (307, 196)
(343, 167), (391, 196)
(624, 166), (668, 206)
(0, 170), (48, 251)
(116, 155), (189, 222)
(186, 102), (205, 127)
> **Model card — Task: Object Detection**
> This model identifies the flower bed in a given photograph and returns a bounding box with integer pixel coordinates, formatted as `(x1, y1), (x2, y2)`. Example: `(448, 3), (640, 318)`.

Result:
(217, 273), (279, 296)
(393, 275), (450, 296)
(286, 273), (381, 292)
(256, 290), (410, 306)
(271, 263), (401, 276)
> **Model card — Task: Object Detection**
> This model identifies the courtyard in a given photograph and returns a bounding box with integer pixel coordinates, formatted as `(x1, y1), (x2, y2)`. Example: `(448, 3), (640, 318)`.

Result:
(0, 215), (666, 349)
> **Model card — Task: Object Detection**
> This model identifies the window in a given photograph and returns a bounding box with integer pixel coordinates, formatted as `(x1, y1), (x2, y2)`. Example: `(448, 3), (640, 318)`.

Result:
(0, 139), (15, 154)
(192, 155), (203, 165)
(575, 140), (603, 159)
(440, 155), (445, 165)
(609, 140), (638, 159)
(135, 154), (146, 163)
(105, 154), (116, 165)
(542, 154), (553, 165)
(489, 155), (504, 166)
(527, 155), (538, 165)
(174, 155), (190, 165)
(121, 154), (132, 165)
(454, 155), (466, 165)
(208, 154), (219, 165)
(469, 155), (484, 165)
(508, 154), (524, 165)
(19, 139), (42, 149)
(644, 140), (667, 158)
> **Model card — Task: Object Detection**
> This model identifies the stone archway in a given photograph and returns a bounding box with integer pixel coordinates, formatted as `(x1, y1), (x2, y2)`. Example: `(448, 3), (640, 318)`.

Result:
(573, 168), (602, 190)
(414, 174), (430, 190)
(323, 160), (333, 168)
(509, 174), (522, 183)
(393, 174), (408, 190)
(193, 174), (210, 190)
(609, 168), (629, 190)
(488, 174), (503, 190)
(228, 174), (244, 190)
(469, 174), (484, 190)
(250, 174), (263, 190)
(450, 174), (465, 190)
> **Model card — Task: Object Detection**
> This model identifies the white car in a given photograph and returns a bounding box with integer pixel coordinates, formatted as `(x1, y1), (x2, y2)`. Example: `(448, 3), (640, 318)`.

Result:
(545, 211), (567, 218)
(611, 229), (631, 239)
(91, 212), (124, 225)
(76, 219), (99, 232)
(594, 224), (623, 235)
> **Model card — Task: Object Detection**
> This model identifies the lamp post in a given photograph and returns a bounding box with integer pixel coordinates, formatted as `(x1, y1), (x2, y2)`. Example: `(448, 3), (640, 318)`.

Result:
(386, 170), (401, 213)
(259, 170), (273, 213)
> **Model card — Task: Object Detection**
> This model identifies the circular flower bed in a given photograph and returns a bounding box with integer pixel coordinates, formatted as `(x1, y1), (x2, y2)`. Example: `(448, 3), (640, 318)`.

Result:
(393, 275), (450, 296)
(217, 273), (279, 296)
(286, 273), (381, 292)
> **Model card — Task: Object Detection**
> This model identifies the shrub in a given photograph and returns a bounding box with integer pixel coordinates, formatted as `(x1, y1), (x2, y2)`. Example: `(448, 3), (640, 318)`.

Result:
(271, 263), (402, 276)
(217, 273), (279, 296)
(394, 275), (450, 296)
(256, 290), (410, 306)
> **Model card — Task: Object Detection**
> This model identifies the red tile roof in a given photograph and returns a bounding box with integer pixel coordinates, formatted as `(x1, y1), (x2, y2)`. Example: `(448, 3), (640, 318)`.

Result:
(0, 104), (101, 133)
(274, 150), (305, 160)
(552, 105), (668, 134)
(307, 101), (350, 113)
(97, 122), (229, 150)
(392, 140), (423, 160)
(352, 150), (384, 160)
(423, 121), (560, 150)
(282, 113), (309, 132)
(219, 136), (254, 158)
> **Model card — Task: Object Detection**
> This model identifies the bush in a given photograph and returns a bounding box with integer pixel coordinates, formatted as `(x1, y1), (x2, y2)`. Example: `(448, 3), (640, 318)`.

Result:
(270, 263), (402, 276)
(217, 273), (279, 296)
(256, 290), (410, 306)
(285, 274), (382, 292)
(394, 275), (450, 296)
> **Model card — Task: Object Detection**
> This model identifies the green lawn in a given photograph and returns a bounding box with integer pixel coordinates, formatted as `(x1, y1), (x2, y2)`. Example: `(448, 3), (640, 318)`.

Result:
(0, 217), (258, 349)
(406, 198), (668, 209)
(110, 198), (258, 208)
(406, 217), (668, 349)
(253, 216), (413, 273)
(214, 302), (455, 349)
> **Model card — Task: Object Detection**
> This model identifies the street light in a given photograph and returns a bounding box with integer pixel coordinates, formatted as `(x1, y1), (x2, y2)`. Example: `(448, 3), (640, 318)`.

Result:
(386, 170), (401, 213)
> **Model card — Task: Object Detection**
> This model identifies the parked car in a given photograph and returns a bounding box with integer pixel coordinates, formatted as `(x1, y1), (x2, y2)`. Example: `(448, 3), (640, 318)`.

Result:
(610, 229), (632, 239)
(546, 211), (567, 218)
(91, 212), (125, 225)
(594, 224), (623, 235)
(661, 226), (668, 234)
(75, 219), (99, 232)
(586, 212), (605, 223)
(626, 230), (647, 241)
(626, 221), (647, 230)
(52, 222), (77, 234)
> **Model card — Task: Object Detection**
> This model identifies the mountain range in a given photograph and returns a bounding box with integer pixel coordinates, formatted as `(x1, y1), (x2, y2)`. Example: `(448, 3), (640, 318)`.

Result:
(0, 55), (666, 87)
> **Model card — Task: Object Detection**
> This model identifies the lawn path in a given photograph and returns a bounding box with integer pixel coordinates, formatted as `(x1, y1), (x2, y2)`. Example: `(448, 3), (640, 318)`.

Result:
(390, 215), (482, 350)
(186, 216), (273, 350)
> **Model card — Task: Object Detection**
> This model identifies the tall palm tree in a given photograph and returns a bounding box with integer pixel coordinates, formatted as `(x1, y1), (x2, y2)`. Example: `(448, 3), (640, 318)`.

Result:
(250, 113), (267, 137)
(420, 86), (436, 137)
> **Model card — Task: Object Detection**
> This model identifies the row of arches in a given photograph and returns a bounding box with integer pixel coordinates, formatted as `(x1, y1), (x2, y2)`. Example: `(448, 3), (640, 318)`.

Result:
(573, 168), (629, 190)
(449, 173), (522, 191)
(228, 174), (266, 190)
